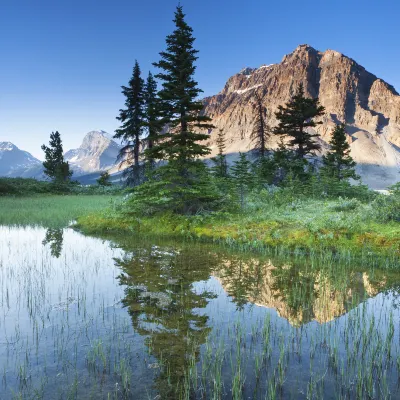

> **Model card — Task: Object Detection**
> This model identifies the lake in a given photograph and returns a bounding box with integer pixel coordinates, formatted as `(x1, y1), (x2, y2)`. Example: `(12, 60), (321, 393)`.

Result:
(0, 225), (399, 399)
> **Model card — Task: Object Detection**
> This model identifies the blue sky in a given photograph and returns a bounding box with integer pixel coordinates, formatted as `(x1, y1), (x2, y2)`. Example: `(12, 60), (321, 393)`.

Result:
(0, 0), (399, 159)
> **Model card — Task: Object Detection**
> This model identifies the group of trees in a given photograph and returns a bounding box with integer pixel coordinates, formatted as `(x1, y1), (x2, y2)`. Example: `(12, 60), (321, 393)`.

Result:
(113, 5), (359, 215)
(40, 6), (358, 206)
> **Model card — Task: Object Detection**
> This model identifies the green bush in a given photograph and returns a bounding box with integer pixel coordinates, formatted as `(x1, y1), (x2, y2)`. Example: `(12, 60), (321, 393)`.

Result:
(371, 193), (400, 222)
(0, 177), (124, 196)
(330, 197), (361, 212)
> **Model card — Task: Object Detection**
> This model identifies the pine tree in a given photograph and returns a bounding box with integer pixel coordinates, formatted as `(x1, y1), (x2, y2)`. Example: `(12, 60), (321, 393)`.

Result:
(231, 153), (253, 209)
(41, 131), (72, 182)
(152, 5), (214, 170)
(250, 93), (271, 158)
(114, 60), (145, 186)
(274, 83), (325, 160)
(97, 171), (112, 186)
(143, 72), (162, 171)
(127, 5), (218, 215)
(210, 129), (229, 179)
(322, 124), (358, 182)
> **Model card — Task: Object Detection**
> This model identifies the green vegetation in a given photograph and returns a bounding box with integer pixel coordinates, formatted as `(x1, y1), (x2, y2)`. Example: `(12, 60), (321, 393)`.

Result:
(114, 60), (146, 185)
(96, 170), (112, 186)
(0, 195), (118, 227)
(0, 177), (122, 196)
(72, 5), (399, 264)
(77, 187), (400, 263)
(322, 123), (359, 181)
(41, 130), (73, 182)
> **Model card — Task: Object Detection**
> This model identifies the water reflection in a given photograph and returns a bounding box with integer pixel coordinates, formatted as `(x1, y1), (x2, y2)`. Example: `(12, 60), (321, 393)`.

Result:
(215, 255), (399, 326)
(115, 244), (218, 397)
(42, 228), (63, 258)
(1, 226), (399, 399)
(112, 237), (400, 398)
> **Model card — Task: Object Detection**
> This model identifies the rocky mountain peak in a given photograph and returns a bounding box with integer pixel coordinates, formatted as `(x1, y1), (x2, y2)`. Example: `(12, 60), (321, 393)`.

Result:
(64, 130), (121, 176)
(0, 141), (17, 151)
(203, 44), (400, 189)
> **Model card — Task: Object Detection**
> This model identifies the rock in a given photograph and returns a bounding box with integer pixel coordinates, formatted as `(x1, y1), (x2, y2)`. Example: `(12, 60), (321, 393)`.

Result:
(203, 45), (400, 189)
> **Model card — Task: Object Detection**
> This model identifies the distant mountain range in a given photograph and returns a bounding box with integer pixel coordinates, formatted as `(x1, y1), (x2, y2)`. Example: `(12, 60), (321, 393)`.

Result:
(2, 45), (400, 188)
(0, 130), (123, 183)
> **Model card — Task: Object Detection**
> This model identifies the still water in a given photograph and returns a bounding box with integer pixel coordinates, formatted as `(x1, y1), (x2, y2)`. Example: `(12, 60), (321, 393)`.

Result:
(0, 225), (399, 399)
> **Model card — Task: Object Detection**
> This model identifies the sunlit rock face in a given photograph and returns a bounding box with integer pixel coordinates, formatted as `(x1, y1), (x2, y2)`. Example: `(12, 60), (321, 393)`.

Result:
(203, 45), (400, 189)
(64, 130), (121, 176)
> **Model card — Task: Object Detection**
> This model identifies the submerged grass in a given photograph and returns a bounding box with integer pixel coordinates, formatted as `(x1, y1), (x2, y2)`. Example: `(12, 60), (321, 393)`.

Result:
(77, 196), (400, 265)
(0, 195), (119, 228)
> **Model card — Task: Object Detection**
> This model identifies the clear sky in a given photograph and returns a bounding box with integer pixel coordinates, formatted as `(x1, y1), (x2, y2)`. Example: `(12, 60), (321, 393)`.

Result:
(0, 0), (399, 159)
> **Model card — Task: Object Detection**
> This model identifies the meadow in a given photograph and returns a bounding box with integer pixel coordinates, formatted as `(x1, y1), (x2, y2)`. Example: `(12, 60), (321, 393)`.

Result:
(77, 189), (400, 265)
(0, 195), (119, 227)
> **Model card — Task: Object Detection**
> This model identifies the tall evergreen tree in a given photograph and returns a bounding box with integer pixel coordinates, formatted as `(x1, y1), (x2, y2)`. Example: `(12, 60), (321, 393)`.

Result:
(231, 153), (253, 209)
(114, 60), (145, 186)
(274, 83), (325, 160)
(210, 129), (229, 179)
(41, 131), (72, 182)
(322, 124), (358, 181)
(152, 5), (214, 170)
(250, 93), (270, 158)
(97, 171), (112, 187)
(143, 72), (162, 171)
(127, 5), (219, 214)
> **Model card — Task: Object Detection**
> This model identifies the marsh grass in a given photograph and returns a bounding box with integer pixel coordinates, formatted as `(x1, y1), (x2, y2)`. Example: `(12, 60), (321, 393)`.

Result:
(0, 195), (119, 228)
(77, 195), (400, 264)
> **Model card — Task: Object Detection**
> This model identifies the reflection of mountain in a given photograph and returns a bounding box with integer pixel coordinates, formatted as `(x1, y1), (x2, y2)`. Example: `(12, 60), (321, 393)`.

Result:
(215, 257), (393, 326)
(114, 244), (218, 399)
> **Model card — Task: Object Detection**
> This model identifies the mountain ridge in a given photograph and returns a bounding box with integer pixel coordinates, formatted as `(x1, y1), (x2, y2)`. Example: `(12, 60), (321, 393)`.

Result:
(202, 44), (400, 188)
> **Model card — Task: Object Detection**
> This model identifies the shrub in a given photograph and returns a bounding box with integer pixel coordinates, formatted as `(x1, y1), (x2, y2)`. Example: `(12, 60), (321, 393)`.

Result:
(370, 194), (400, 222)
(330, 197), (361, 212)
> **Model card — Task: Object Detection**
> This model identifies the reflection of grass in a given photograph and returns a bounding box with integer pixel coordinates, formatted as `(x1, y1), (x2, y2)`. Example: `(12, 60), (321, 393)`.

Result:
(77, 197), (400, 263)
(0, 195), (119, 228)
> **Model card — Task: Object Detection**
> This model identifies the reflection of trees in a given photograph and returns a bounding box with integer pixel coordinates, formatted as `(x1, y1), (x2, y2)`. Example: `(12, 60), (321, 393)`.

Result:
(42, 228), (63, 258)
(216, 256), (264, 310)
(115, 244), (218, 399)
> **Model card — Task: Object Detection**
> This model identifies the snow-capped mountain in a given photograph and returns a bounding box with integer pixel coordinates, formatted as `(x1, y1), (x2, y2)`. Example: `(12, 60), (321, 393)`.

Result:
(0, 142), (43, 178)
(64, 130), (121, 176)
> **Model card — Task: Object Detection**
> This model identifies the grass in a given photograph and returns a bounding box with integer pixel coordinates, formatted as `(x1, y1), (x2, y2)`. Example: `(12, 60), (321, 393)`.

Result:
(76, 195), (400, 264)
(0, 195), (120, 228)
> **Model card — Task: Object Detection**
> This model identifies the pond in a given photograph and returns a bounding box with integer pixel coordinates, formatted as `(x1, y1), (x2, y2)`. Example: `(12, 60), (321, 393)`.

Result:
(0, 225), (399, 399)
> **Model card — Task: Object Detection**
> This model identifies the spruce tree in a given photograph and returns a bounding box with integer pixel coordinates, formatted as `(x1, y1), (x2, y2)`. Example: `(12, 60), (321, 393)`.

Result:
(114, 60), (145, 186)
(322, 124), (358, 182)
(152, 5), (214, 169)
(128, 5), (218, 214)
(250, 93), (270, 158)
(97, 171), (112, 186)
(231, 153), (253, 209)
(41, 131), (72, 182)
(274, 83), (325, 160)
(210, 129), (229, 179)
(143, 72), (161, 171)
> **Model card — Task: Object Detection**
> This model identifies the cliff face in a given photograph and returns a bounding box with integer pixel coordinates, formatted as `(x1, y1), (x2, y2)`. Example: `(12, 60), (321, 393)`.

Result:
(203, 45), (400, 188)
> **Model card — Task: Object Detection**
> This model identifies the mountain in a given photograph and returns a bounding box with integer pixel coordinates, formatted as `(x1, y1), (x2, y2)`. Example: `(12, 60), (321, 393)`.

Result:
(0, 142), (43, 178)
(64, 130), (121, 177)
(203, 44), (400, 189)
